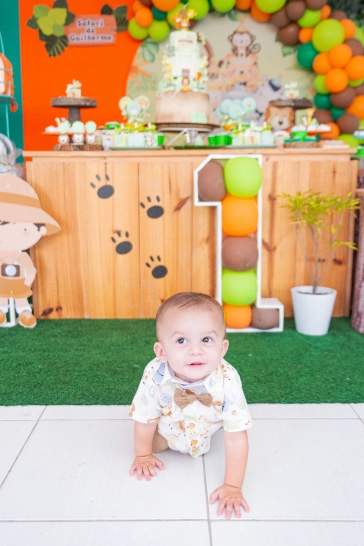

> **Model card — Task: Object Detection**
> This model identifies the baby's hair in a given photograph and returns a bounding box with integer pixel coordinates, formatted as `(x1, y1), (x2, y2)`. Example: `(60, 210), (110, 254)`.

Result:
(0, 221), (45, 231)
(156, 292), (225, 337)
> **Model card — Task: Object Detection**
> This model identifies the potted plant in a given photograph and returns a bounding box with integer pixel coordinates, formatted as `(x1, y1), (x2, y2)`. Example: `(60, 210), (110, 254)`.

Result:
(278, 190), (360, 336)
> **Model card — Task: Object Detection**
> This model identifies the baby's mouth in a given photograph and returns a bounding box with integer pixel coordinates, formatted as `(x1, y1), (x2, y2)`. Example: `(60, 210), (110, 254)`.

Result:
(188, 362), (205, 366)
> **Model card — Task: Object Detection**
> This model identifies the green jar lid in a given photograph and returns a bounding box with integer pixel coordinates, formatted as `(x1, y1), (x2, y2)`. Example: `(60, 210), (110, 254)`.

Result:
(356, 146), (364, 157)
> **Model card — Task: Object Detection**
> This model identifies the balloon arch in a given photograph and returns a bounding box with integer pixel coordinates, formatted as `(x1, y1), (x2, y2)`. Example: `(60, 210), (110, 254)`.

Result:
(128, 0), (364, 143)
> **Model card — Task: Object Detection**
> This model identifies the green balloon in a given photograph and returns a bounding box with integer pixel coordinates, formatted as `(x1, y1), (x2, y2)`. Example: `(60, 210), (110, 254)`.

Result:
(314, 74), (329, 94)
(312, 20), (345, 53)
(330, 107), (346, 121)
(128, 18), (149, 41)
(297, 9), (321, 29)
(187, 0), (210, 19)
(222, 269), (257, 306)
(337, 134), (360, 148)
(349, 78), (364, 88)
(314, 93), (331, 110)
(224, 157), (262, 197)
(255, 0), (285, 14)
(152, 7), (167, 21)
(167, 3), (184, 27)
(211, 0), (235, 13)
(297, 42), (318, 70)
(148, 20), (170, 42)
(354, 27), (364, 46)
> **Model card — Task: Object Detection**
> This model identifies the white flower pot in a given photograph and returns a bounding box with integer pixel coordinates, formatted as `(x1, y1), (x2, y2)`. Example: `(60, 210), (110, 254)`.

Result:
(291, 286), (337, 336)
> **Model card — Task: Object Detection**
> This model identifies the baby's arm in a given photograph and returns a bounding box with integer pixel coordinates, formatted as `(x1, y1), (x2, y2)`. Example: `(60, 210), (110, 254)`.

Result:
(210, 429), (250, 519)
(130, 421), (164, 481)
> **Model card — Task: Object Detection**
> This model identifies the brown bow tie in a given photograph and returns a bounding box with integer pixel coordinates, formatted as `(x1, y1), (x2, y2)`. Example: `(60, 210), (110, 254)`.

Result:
(174, 388), (213, 410)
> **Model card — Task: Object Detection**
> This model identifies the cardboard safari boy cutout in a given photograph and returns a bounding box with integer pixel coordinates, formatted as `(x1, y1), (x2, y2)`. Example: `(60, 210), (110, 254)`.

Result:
(0, 173), (60, 328)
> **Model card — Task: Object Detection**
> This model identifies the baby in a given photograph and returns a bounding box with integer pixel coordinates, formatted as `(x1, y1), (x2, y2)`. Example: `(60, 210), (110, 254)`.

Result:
(129, 292), (252, 519)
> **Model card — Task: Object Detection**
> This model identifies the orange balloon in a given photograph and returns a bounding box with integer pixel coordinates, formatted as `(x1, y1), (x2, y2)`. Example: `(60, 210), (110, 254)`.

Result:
(135, 7), (153, 27)
(325, 68), (349, 93)
(250, 1), (270, 22)
(345, 56), (364, 81)
(312, 52), (332, 75)
(133, 0), (144, 12)
(340, 19), (357, 40)
(223, 303), (252, 329)
(347, 96), (364, 120)
(320, 5), (331, 21)
(298, 28), (314, 44)
(222, 195), (258, 236)
(328, 44), (352, 68)
(152, 0), (180, 11)
(320, 122), (340, 140)
(235, 0), (253, 9)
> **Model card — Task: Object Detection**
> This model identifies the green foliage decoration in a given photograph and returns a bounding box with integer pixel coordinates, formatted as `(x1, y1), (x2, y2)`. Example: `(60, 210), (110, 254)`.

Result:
(141, 39), (160, 63)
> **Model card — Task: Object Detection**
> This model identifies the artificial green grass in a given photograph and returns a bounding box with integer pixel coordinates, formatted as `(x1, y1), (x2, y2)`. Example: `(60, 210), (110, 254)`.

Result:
(0, 318), (363, 405)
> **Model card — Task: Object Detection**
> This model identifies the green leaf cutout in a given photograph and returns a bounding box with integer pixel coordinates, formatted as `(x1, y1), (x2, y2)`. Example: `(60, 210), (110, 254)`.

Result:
(228, 10), (239, 21)
(27, 16), (39, 29)
(282, 45), (299, 57)
(33, 5), (50, 19)
(53, 24), (65, 37)
(101, 4), (113, 15)
(53, 0), (68, 8)
(45, 34), (68, 56)
(113, 5), (128, 32)
(51, 7), (67, 25)
(65, 11), (75, 26)
(38, 16), (54, 36)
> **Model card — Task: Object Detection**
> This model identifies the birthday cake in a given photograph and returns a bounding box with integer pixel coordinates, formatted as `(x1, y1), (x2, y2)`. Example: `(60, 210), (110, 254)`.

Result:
(155, 9), (211, 125)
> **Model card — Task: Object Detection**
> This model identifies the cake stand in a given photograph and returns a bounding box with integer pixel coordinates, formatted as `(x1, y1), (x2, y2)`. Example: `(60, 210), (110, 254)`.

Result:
(51, 97), (98, 123)
(156, 122), (219, 147)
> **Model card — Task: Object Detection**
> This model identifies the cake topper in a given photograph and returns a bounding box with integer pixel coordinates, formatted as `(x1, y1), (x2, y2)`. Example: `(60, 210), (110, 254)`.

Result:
(173, 7), (197, 31)
(66, 80), (82, 98)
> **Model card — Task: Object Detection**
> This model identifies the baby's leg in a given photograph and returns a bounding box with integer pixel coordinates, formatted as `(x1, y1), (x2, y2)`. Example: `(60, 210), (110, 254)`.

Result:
(152, 429), (169, 453)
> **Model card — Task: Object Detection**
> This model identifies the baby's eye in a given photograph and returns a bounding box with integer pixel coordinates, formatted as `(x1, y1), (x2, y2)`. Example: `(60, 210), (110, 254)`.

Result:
(177, 338), (187, 344)
(202, 337), (212, 343)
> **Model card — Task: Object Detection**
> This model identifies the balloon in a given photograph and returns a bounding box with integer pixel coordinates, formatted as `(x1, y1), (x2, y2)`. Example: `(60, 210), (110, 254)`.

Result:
(354, 27), (364, 46)
(211, 0), (235, 13)
(314, 93), (331, 109)
(306, 0), (327, 8)
(270, 7), (290, 28)
(330, 107), (345, 121)
(345, 56), (364, 81)
(347, 96), (364, 119)
(152, 6), (167, 20)
(187, 0), (209, 19)
(314, 74), (329, 94)
(354, 82), (364, 95)
(298, 28), (314, 44)
(319, 5), (331, 21)
(222, 237), (258, 271)
(250, 1), (271, 22)
(286, 1), (306, 21)
(328, 44), (352, 68)
(314, 108), (333, 123)
(222, 195), (258, 236)
(235, 0), (253, 9)
(297, 42), (319, 69)
(345, 38), (364, 56)
(337, 113), (359, 133)
(167, 2), (184, 27)
(224, 157), (262, 197)
(325, 68), (349, 93)
(320, 121), (340, 139)
(255, 0), (286, 14)
(331, 10), (346, 21)
(128, 18), (149, 40)
(251, 307), (280, 329)
(152, 0), (180, 10)
(278, 23), (300, 46)
(340, 19), (357, 40)
(349, 78), (364, 88)
(133, 0), (144, 13)
(312, 52), (331, 74)
(297, 9), (321, 28)
(330, 87), (355, 108)
(135, 7), (153, 27)
(312, 19), (345, 52)
(222, 269), (257, 306)
(337, 134), (360, 147)
(198, 161), (226, 202)
(140, 0), (153, 5)
(148, 20), (169, 41)
(223, 304), (252, 329)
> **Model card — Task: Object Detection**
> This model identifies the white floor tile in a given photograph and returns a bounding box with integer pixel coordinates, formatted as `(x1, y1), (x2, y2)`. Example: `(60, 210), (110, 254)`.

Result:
(205, 421), (364, 520)
(211, 522), (364, 546)
(0, 521), (210, 546)
(351, 404), (364, 419)
(0, 420), (207, 520)
(41, 405), (130, 420)
(0, 422), (36, 484)
(249, 403), (358, 419)
(0, 406), (45, 420)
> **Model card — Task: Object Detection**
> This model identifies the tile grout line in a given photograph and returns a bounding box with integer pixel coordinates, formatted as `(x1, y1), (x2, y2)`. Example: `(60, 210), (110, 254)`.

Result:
(0, 406), (47, 492)
(202, 454), (214, 546)
(349, 403), (363, 420)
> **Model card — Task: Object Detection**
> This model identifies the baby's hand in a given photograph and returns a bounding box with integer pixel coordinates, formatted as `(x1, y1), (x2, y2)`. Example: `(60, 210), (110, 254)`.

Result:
(210, 483), (250, 519)
(130, 454), (164, 481)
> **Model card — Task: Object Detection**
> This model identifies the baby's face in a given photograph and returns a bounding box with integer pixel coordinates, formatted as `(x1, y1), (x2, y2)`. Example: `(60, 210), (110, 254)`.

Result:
(154, 306), (228, 382)
(0, 222), (46, 251)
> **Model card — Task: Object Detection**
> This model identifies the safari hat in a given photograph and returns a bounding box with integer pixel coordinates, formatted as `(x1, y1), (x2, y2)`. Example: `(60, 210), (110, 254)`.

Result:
(0, 173), (60, 235)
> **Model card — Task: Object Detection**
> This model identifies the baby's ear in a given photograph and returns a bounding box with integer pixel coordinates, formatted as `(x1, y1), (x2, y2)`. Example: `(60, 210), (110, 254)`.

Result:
(154, 342), (165, 360)
(221, 339), (229, 358)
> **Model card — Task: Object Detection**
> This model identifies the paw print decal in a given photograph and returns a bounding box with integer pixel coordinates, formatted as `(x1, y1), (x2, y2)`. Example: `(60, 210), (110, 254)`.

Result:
(90, 174), (114, 199)
(146, 256), (168, 279)
(140, 196), (164, 219)
(111, 231), (132, 255)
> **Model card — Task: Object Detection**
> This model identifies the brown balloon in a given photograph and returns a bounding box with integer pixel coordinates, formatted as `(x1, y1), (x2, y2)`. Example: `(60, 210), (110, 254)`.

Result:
(198, 161), (226, 202)
(305, 0), (327, 9)
(337, 113), (359, 134)
(331, 10), (347, 21)
(355, 82), (364, 96)
(285, 0), (306, 21)
(251, 307), (280, 330)
(330, 87), (356, 109)
(314, 108), (333, 124)
(278, 22), (300, 46)
(344, 38), (364, 57)
(270, 7), (290, 28)
(140, 0), (153, 5)
(222, 237), (258, 272)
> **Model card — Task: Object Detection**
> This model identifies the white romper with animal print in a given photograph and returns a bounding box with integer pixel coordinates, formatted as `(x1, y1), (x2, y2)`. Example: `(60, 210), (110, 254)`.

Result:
(129, 357), (252, 458)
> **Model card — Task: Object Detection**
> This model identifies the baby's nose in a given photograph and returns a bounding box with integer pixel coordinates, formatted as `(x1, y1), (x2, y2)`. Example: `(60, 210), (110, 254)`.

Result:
(189, 344), (203, 355)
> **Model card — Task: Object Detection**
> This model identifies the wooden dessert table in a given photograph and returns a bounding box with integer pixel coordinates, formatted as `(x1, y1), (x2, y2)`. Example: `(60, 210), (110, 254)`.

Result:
(23, 148), (358, 320)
